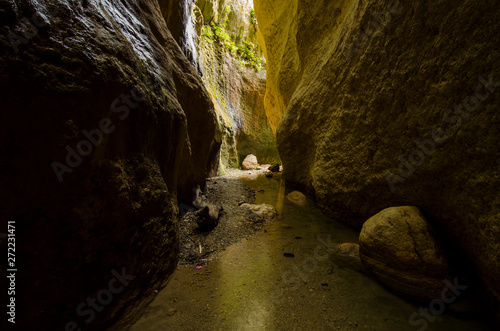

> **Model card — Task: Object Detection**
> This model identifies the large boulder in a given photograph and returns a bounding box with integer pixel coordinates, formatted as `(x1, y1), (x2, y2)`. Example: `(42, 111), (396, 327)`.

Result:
(0, 0), (219, 329)
(359, 206), (452, 302)
(242, 154), (259, 169)
(254, 0), (500, 312)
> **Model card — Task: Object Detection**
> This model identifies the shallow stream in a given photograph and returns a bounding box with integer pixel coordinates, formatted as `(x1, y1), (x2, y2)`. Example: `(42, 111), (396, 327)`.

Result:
(128, 174), (492, 330)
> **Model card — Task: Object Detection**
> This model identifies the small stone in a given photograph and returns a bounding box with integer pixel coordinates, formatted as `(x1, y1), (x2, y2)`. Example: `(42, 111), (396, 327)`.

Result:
(240, 203), (278, 222)
(286, 191), (307, 206)
(167, 308), (176, 316)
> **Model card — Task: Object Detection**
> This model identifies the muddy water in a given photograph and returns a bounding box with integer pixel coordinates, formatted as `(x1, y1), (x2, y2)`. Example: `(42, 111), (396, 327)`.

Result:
(127, 174), (492, 330)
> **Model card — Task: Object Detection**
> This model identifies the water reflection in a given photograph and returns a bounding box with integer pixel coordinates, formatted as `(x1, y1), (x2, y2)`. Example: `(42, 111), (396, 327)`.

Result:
(127, 174), (493, 331)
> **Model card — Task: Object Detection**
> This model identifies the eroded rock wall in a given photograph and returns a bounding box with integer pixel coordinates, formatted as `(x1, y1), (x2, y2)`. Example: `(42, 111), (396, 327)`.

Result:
(255, 0), (500, 313)
(0, 0), (219, 328)
(192, 0), (279, 170)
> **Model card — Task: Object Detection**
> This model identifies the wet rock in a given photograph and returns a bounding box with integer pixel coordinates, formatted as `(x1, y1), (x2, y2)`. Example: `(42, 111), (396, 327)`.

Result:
(359, 206), (453, 302)
(240, 203), (278, 222)
(286, 191), (308, 207)
(242, 154), (259, 169)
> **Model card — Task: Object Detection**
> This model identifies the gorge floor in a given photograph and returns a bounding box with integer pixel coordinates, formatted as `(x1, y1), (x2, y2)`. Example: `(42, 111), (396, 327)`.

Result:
(123, 173), (493, 331)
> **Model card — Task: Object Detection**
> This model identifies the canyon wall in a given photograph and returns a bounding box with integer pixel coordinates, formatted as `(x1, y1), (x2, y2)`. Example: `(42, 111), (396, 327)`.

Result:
(163, 0), (279, 170)
(0, 0), (220, 328)
(255, 0), (500, 314)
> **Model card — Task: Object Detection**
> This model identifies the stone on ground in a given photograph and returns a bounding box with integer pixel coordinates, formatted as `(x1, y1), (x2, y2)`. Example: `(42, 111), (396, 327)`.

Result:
(286, 191), (308, 207)
(240, 203), (278, 222)
(242, 154), (259, 169)
(359, 206), (453, 302)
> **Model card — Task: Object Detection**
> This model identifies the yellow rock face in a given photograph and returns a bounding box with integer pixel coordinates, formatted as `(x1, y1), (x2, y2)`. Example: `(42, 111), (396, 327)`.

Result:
(255, 0), (500, 314)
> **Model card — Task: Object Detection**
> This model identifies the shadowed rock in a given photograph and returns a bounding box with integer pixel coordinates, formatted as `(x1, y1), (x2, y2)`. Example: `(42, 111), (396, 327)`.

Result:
(0, 1), (220, 329)
(359, 206), (453, 303)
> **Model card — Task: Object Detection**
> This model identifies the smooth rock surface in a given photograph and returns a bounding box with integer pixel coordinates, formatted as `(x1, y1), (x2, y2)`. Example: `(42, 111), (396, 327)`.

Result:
(242, 154), (259, 169)
(359, 206), (452, 302)
(286, 191), (308, 207)
(254, 0), (500, 311)
(0, 0), (220, 329)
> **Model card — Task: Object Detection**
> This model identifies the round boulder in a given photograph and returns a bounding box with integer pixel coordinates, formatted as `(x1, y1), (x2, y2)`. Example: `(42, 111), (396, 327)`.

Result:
(359, 206), (452, 302)
(286, 191), (308, 207)
(242, 154), (259, 169)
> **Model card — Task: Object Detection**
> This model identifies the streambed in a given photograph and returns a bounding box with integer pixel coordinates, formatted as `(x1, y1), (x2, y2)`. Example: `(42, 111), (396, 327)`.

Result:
(126, 173), (492, 330)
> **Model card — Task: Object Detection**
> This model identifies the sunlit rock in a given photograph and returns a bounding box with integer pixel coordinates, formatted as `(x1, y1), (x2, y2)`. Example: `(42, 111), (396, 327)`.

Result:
(242, 154), (259, 169)
(254, 0), (500, 311)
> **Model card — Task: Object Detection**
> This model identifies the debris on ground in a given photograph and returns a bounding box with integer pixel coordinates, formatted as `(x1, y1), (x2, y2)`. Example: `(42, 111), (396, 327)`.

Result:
(178, 177), (276, 265)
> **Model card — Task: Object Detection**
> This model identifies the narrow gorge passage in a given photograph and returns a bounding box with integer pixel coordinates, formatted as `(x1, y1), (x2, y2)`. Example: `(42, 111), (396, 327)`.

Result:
(0, 0), (499, 330)
(125, 174), (492, 331)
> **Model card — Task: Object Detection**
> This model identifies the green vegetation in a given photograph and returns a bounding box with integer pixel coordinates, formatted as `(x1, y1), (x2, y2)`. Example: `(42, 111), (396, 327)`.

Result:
(200, 5), (264, 71)
(250, 9), (257, 26)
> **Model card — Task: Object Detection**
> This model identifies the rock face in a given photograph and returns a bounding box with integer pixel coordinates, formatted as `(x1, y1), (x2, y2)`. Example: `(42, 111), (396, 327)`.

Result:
(193, 0), (280, 170)
(242, 154), (259, 169)
(359, 207), (452, 302)
(254, 0), (500, 311)
(0, 0), (220, 329)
